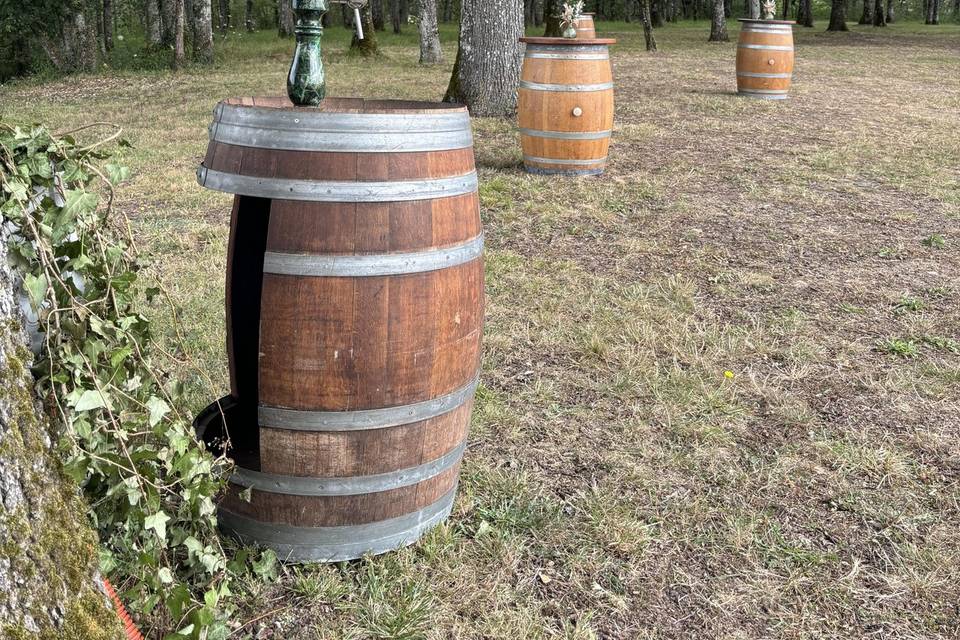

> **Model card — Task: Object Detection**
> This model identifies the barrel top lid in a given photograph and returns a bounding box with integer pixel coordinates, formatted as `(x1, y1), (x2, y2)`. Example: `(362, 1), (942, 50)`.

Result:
(219, 96), (469, 115)
(520, 37), (616, 45)
(737, 18), (796, 24)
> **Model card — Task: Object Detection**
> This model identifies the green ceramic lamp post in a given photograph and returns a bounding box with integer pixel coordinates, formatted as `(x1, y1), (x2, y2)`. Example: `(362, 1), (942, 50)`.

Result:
(288, 0), (328, 106)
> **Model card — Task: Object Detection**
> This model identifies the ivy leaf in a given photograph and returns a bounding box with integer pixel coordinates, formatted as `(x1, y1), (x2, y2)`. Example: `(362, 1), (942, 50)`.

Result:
(144, 510), (171, 544)
(62, 189), (98, 219)
(23, 272), (47, 310)
(104, 163), (130, 185)
(146, 396), (171, 427)
(73, 389), (109, 412)
(251, 550), (278, 581)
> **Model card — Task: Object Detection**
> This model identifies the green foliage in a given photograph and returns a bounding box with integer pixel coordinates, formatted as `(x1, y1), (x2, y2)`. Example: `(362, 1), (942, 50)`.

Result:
(0, 121), (265, 638)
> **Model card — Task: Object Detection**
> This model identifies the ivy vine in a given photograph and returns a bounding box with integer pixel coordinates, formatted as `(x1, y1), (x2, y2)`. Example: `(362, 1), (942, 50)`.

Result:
(0, 121), (275, 638)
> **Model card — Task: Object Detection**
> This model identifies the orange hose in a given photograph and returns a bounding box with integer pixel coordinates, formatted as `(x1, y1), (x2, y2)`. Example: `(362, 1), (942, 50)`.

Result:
(102, 578), (146, 640)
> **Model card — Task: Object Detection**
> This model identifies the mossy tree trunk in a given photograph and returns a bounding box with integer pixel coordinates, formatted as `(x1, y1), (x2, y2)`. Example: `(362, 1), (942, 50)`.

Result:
(543, 0), (561, 35)
(708, 0), (728, 41)
(827, 0), (848, 30)
(418, 0), (443, 64)
(0, 229), (122, 640)
(444, 0), (524, 116)
(350, 4), (380, 55)
(641, 0), (657, 50)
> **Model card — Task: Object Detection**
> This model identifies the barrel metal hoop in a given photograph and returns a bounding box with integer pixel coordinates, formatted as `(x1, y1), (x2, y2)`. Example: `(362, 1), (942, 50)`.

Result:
(519, 128), (612, 140)
(525, 166), (605, 176)
(741, 25), (793, 32)
(522, 44), (610, 53)
(213, 104), (474, 152)
(524, 52), (610, 60)
(519, 80), (614, 92)
(737, 44), (794, 51)
(738, 88), (789, 94)
(197, 167), (478, 202)
(261, 234), (483, 278)
(218, 485), (457, 562)
(736, 71), (793, 78)
(230, 440), (467, 496)
(738, 90), (789, 100)
(259, 376), (479, 430)
(524, 155), (608, 166)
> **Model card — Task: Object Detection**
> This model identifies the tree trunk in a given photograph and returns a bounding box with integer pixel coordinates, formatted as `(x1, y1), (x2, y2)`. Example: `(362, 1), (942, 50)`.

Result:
(859, 0), (872, 23)
(372, 0), (386, 29)
(172, 0), (186, 68)
(245, 0), (255, 30)
(641, 0), (658, 49)
(190, 0), (214, 62)
(160, 0), (177, 44)
(279, 0), (295, 34)
(827, 0), (848, 29)
(218, 0), (231, 31)
(748, 0), (760, 18)
(651, 0), (664, 26)
(781, 0), (791, 18)
(444, 0), (524, 116)
(418, 0), (443, 63)
(0, 224), (122, 640)
(443, 0), (454, 21)
(543, 0), (562, 34)
(708, 0), (728, 40)
(925, 0), (939, 22)
(872, 0), (886, 23)
(350, 3), (380, 54)
(391, 0), (403, 32)
(145, 0), (163, 45)
(103, 0), (114, 51)
(797, 0), (813, 25)
(39, 7), (100, 73)
(885, 0), (894, 20)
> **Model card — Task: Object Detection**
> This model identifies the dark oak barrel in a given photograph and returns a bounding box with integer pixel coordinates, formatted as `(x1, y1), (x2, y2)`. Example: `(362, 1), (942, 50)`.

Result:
(574, 13), (596, 38)
(196, 97), (483, 562)
(736, 19), (795, 100)
(518, 37), (616, 176)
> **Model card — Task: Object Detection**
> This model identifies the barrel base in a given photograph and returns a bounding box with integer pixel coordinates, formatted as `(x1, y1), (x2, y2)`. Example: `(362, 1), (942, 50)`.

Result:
(194, 397), (458, 563)
(524, 165), (606, 176)
(218, 487), (456, 563)
(737, 91), (789, 100)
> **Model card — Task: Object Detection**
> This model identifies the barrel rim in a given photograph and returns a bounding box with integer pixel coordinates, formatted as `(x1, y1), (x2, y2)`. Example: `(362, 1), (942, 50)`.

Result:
(218, 96), (470, 115)
(736, 18), (796, 24)
(520, 36), (616, 45)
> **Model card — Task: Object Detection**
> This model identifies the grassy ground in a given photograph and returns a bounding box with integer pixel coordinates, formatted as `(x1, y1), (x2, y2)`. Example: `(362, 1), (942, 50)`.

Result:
(2, 18), (959, 640)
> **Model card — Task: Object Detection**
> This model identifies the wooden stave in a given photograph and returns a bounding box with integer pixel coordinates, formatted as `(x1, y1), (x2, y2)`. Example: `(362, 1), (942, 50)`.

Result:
(199, 99), (482, 561)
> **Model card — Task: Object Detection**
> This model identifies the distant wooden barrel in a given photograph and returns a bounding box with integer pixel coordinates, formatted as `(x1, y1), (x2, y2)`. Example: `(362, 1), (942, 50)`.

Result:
(196, 97), (483, 562)
(518, 37), (616, 176)
(574, 13), (596, 38)
(736, 19), (795, 100)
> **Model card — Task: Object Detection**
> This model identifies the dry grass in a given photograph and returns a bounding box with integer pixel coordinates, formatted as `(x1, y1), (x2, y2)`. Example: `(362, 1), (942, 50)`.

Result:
(2, 19), (959, 640)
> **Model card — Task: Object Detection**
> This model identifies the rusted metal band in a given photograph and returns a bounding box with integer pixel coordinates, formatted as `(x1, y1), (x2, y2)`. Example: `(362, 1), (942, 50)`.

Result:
(524, 51), (609, 60)
(230, 440), (467, 496)
(197, 166), (478, 202)
(218, 485), (457, 563)
(259, 375), (480, 430)
(522, 44), (609, 53)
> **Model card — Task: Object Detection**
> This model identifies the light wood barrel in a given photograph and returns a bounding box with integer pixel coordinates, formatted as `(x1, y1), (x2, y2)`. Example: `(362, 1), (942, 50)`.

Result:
(736, 19), (795, 100)
(518, 37), (616, 176)
(574, 13), (596, 38)
(197, 97), (483, 562)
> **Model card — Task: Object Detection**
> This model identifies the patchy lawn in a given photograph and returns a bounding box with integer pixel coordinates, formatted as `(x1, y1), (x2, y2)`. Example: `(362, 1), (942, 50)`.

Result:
(2, 19), (959, 640)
